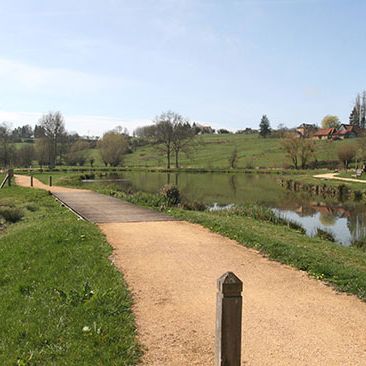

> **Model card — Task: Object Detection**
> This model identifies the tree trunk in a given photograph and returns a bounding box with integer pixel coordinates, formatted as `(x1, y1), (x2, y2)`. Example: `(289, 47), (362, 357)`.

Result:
(175, 149), (179, 169)
(167, 148), (170, 169)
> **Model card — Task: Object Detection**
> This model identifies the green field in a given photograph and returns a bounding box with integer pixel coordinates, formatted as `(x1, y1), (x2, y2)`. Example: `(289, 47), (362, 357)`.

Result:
(123, 134), (356, 169)
(15, 133), (359, 170)
(0, 186), (140, 365)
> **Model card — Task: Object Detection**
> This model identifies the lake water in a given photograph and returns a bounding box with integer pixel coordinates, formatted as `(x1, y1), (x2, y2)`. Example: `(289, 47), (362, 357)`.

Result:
(85, 171), (366, 245)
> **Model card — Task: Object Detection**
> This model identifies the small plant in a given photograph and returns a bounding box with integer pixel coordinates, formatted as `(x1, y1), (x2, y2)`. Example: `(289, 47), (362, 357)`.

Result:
(0, 207), (24, 223)
(315, 228), (335, 242)
(180, 200), (206, 211)
(160, 184), (181, 206)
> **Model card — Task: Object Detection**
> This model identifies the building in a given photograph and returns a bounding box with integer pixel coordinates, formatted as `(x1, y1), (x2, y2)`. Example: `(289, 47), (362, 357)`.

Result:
(313, 128), (336, 140)
(296, 123), (318, 138)
(333, 124), (358, 139)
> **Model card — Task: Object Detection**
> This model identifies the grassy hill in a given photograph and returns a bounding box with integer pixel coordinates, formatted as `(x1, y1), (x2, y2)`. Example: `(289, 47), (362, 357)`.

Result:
(14, 134), (359, 170)
(123, 133), (357, 169)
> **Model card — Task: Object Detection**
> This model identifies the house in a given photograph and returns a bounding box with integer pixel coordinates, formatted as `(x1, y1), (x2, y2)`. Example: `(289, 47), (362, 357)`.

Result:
(313, 128), (335, 140)
(333, 124), (358, 139)
(296, 123), (318, 138)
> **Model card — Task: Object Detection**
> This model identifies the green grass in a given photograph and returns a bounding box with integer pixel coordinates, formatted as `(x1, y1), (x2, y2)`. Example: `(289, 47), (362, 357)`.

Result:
(123, 134), (357, 169)
(0, 186), (140, 365)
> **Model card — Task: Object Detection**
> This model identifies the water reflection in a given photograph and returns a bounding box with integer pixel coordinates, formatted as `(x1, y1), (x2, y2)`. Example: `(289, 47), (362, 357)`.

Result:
(87, 171), (366, 245)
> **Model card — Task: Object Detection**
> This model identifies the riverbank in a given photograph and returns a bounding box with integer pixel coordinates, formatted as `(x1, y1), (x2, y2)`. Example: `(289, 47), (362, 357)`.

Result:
(0, 185), (140, 364)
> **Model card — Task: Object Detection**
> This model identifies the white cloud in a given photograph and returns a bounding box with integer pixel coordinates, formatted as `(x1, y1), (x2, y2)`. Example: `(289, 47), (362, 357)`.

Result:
(0, 110), (150, 136)
(0, 58), (143, 96)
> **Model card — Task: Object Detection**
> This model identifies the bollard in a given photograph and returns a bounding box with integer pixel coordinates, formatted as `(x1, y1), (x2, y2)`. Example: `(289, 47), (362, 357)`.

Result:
(216, 272), (243, 366)
(30, 175), (33, 187)
(49, 176), (52, 187)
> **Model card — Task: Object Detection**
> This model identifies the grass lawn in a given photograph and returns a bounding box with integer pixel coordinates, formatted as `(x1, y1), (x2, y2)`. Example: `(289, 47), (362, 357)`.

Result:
(123, 134), (357, 169)
(0, 186), (140, 365)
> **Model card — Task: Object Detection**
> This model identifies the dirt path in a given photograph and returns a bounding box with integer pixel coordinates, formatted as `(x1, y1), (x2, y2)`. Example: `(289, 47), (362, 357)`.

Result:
(16, 175), (366, 365)
(314, 172), (366, 183)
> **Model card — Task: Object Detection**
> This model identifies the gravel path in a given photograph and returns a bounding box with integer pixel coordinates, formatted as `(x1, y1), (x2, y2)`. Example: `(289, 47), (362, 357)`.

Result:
(15, 175), (366, 365)
(314, 172), (366, 183)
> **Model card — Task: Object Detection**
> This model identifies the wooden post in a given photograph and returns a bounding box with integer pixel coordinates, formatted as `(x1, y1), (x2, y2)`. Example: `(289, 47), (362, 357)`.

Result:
(216, 272), (243, 366)
(49, 176), (52, 187)
(30, 175), (33, 187)
(7, 169), (13, 187)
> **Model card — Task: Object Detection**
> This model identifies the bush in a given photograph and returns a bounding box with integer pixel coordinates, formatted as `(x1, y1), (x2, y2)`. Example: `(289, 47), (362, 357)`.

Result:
(160, 184), (181, 206)
(315, 228), (335, 242)
(180, 200), (206, 211)
(0, 207), (24, 223)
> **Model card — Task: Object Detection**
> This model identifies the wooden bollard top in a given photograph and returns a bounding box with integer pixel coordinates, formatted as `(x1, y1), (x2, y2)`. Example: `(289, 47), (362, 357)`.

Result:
(217, 272), (243, 296)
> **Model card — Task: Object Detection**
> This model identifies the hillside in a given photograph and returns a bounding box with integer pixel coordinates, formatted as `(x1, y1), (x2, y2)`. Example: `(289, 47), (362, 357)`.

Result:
(123, 134), (358, 169)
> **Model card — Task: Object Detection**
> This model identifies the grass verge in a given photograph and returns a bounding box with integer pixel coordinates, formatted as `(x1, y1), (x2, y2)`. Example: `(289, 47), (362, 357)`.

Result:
(0, 186), (140, 365)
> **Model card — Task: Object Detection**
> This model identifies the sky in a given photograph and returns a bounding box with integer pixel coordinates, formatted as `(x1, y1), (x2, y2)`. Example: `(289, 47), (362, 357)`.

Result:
(0, 0), (365, 136)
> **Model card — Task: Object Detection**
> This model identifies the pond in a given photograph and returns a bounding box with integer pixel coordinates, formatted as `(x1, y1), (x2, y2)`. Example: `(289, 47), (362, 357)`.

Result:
(83, 171), (366, 246)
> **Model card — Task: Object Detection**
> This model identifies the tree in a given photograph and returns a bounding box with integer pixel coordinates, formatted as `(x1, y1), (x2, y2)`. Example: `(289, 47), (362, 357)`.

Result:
(337, 144), (356, 169)
(35, 138), (50, 168)
(282, 134), (315, 169)
(0, 123), (15, 167)
(229, 147), (239, 169)
(39, 111), (66, 167)
(153, 111), (193, 169)
(65, 140), (90, 166)
(259, 115), (271, 138)
(349, 91), (366, 128)
(16, 145), (35, 167)
(321, 115), (340, 129)
(171, 120), (194, 168)
(98, 130), (129, 166)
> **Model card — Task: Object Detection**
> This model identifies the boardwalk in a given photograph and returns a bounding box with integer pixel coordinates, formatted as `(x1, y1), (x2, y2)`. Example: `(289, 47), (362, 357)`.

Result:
(15, 175), (366, 365)
(53, 191), (175, 223)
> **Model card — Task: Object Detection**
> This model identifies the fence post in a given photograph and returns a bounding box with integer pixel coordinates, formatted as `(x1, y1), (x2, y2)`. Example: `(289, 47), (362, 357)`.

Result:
(49, 176), (52, 187)
(216, 272), (243, 366)
(30, 175), (33, 187)
(7, 169), (13, 187)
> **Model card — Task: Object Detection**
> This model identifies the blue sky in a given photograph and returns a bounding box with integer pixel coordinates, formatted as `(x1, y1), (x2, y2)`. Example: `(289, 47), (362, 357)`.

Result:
(0, 0), (365, 135)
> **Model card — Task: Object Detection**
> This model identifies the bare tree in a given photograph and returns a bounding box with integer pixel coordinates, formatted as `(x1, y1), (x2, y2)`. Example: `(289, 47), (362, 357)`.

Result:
(153, 111), (194, 169)
(282, 134), (315, 169)
(98, 130), (129, 166)
(39, 111), (66, 167)
(65, 140), (90, 166)
(35, 138), (50, 168)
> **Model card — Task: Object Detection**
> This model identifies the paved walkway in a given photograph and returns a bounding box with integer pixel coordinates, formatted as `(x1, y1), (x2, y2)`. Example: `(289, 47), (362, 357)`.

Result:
(15, 174), (366, 365)
(314, 172), (366, 183)
(15, 175), (173, 223)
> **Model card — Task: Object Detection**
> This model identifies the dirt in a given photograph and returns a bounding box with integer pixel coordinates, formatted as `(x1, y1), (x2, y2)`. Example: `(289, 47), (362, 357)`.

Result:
(314, 172), (366, 183)
(16, 175), (366, 365)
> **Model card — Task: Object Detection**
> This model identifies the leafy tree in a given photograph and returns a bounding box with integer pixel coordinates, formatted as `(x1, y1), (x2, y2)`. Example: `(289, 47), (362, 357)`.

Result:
(98, 130), (129, 167)
(259, 115), (271, 138)
(65, 140), (90, 166)
(35, 138), (50, 168)
(337, 144), (356, 169)
(39, 111), (66, 167)
(0, 124), (15, 167)
(321, 115), (340, 129)
(16, 145), (35, 167)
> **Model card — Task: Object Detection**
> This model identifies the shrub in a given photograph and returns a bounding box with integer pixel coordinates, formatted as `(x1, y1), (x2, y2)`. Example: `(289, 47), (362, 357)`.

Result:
(160, 184), (181, 206)
(315, 228), (335, 242)
(0, 207), (24, 223)
(180, 200), (206, 211)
